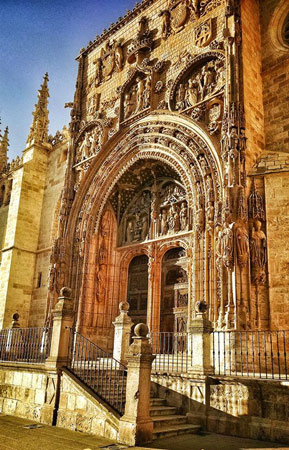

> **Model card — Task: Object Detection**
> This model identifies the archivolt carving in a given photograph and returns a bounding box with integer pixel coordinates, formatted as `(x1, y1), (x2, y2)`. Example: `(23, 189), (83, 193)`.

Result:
(64, 115), (223, 333)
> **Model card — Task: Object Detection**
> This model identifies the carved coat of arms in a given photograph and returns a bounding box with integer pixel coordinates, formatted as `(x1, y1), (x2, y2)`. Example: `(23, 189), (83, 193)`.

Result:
(194, 18), (213, 47)
(169, 0), (189, 32)
(100, 40), (124, 81)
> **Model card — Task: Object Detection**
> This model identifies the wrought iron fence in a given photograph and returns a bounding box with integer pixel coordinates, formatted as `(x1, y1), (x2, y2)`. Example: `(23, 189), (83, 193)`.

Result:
(150, 331), (192, 374)
(0, 327), (52, 364)
(213, 330), (289, 379)
(67, 329), (127, 415)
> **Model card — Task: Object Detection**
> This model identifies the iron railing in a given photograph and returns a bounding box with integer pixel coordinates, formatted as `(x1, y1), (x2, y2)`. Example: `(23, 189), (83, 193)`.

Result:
(0, 327), (52, 364)
(213, 330), (289, 379)
(150, 332), (192, 374)
(67, 329), (127, 415)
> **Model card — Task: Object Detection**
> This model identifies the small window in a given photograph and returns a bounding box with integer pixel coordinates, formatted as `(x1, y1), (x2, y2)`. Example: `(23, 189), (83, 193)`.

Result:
(37, 272), (42, 288)
(282, 13), (289, 46)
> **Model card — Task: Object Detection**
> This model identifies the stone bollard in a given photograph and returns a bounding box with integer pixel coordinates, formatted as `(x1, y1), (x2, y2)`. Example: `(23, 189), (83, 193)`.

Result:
(118, 323), (155, 446)
(113, 301), (133, 364)
(45, 287), (74, 369)
(188, 301), (214, 375)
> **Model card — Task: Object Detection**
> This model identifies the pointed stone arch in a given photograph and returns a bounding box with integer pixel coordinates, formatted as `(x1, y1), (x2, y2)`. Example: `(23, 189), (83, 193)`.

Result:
(63, 112), (224, 341)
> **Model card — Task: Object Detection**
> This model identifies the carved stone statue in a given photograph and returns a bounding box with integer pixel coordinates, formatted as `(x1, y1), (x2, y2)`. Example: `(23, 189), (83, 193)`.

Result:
(180, 202), (188, 231)
(141, 215), (149, 241)
(124, 89), (136, 119)
(93, 58), (102, 86)
(143, 77), (152, 109)
(251, 220), (267, 284)
(115, 42), (124, 72)
(159, 209), (168, 235)
(79, 133), (91, 159)
(186, 78), (199, 107)
(206, 201), (214, 229)
(176, 83), (186, 110)
(168, 203), (180, 232)
(136, 77), (146, 112)
(160, 10), (171, 39)
(221, 223), (234, 269)
(235, 224), (249, 268)
(127, 221), (134, 243)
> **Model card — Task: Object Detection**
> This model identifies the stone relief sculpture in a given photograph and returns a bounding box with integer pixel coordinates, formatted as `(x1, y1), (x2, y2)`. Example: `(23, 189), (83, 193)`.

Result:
(118, 179), (189, 246)
(123, 75), (152, 120)
(174, 59), (225, 111)
(75, 123), (104, 164)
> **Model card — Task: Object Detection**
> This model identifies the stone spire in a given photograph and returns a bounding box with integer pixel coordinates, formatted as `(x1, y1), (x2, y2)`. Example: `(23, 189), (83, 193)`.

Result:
(26, 73), (50, 147)
(0, 126), (9, 172)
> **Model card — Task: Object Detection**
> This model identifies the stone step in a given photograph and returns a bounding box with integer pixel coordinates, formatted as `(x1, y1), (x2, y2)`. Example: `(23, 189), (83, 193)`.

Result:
(152, 415), (188, 428)
(153, 423), (200, 439)
(150, 397), (166, 406)
(150, 406), (177, 416)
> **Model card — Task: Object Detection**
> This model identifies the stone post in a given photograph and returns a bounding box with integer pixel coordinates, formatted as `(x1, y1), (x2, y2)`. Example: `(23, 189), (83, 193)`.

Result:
(118, 324), (155, 446)
(112, 301), (133, 364)
(45, 287), (74, 369)
(188, 301), (214, 375)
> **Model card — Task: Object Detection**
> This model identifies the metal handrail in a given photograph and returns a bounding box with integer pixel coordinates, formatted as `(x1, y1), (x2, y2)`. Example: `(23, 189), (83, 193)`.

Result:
(212, 330), (289, 380)
(67, 328), (127, 415)
(150, 331), (191, 374)
(0, 327), (52, 364)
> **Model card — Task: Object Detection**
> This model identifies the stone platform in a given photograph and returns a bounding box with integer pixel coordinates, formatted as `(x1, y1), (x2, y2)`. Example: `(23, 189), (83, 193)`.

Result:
(0, 414), (288, 450)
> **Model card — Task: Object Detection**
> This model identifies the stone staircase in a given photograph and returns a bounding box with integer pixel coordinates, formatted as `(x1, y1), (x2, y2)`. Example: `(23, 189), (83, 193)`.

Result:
(150, 396), (200, 439)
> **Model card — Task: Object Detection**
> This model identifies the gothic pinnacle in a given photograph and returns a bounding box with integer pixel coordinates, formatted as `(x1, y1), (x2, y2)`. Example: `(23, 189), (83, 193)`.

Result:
(26, 73), (50, 147)
(0, 126), (9, 172)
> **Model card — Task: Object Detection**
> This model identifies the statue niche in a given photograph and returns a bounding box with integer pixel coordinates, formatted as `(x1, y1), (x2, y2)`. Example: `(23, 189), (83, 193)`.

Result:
(172, 56), (225, 111)
(121, 73), (152, 121)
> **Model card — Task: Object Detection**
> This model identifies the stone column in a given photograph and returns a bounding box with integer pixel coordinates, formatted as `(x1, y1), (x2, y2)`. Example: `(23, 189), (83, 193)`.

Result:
(112, 301), (133, 364)
(119, 324), (155, 446)
(45, 287), (75, 369)
(188, 301), (214, 375)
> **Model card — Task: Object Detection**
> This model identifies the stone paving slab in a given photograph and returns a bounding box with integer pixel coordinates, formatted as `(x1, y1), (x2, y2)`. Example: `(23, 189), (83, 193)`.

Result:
(141, 432), (289, 450)
(0, 415), (289, 450)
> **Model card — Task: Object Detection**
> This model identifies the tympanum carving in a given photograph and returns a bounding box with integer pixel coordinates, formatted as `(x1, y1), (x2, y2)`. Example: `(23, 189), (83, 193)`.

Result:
(173, 57), (225, 111)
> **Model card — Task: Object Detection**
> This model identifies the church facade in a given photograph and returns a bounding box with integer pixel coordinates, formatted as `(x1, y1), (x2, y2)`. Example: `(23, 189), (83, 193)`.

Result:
(0, 0), (289, 353)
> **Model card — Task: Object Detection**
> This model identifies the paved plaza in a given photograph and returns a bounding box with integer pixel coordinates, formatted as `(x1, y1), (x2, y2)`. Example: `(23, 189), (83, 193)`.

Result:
(0, 415), (288, 450)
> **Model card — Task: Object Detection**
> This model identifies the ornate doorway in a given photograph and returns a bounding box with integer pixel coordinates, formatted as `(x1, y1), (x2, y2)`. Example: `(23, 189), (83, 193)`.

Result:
(161, 247), (188, 333)
(127, 255), (148, 327)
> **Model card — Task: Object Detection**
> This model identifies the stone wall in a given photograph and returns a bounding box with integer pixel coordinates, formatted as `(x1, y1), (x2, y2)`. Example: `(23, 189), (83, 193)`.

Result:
(28, 142), (67, 327)
(57, 370), (119, 440)
(260, 0), (289, 154)
(0, 205), (8, 263)
(152, 373), (289, 444)
(241, 0), (265, 169)
(0, 364), (56, 425)
(0, 146), (48, 328)
(265, 171), (289, 329)
(0, 364), (120, 440)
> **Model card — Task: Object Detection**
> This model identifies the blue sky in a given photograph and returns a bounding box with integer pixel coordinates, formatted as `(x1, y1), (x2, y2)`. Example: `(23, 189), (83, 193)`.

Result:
(0, 0), (136, 159)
